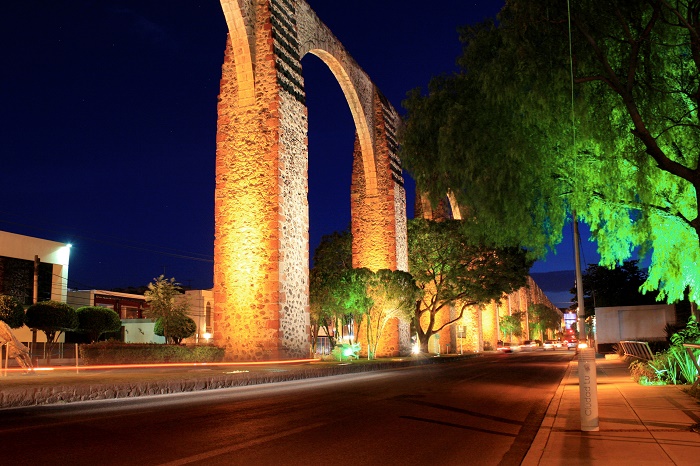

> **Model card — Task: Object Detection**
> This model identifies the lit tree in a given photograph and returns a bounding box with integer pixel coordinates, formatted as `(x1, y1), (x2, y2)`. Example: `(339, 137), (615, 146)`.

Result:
(310, 231), (421, 356)
(0, 294), (25, 329)
(408, 219), (532, 353)
(401, 0), (700, 304)
(364, 269), (421, 358)
(500, 311), (525, 341)
(25, 300), (78, 363)
(309, 230), (356, 349)
(329, 268), (374, 346)
(144, 275), (190, 344)
(528, 304), (562, 341)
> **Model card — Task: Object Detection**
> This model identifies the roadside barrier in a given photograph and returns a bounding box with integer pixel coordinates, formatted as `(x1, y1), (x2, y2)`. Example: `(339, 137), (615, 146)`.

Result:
(682, 343), (700, 391)
(619, 341), (654, 361)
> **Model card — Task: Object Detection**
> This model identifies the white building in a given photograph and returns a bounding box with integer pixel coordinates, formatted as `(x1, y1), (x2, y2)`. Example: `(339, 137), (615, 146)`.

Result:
(67, 289), (165, 344)
(0, 230), (71, 342)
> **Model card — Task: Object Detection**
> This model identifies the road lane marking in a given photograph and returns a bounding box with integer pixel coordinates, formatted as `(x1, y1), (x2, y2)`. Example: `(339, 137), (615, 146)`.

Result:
(156, 421), (327, 465)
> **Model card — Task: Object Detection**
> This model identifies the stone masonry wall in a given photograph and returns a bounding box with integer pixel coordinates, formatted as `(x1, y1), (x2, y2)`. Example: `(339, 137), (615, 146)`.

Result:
(215, 0), (407, 360)
(272, 0), (311, 358)
(215, 1), (286, 360)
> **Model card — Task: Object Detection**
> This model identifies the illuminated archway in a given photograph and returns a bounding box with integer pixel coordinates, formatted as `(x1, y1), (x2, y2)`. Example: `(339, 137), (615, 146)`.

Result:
(214, 0), (408, 360)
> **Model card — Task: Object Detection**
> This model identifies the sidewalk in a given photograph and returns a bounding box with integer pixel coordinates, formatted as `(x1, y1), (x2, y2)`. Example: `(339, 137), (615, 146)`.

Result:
(523, 356), (700, 465)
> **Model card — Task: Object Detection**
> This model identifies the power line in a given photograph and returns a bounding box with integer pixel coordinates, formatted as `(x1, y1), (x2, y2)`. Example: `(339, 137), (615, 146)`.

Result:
(0, 214), (213, 263)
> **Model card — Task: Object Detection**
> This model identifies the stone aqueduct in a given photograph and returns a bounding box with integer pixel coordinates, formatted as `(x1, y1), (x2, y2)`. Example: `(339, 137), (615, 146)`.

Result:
(213, 0), (409, 360)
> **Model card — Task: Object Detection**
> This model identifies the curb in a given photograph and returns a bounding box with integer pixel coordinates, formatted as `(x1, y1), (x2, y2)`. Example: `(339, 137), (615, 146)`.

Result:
(0, 354), (482, 409)
(521, 360), (573, 465)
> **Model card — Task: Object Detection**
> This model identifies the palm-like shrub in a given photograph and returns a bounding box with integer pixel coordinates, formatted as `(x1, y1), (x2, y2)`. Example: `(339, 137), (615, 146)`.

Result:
(646, 316), (700, 385)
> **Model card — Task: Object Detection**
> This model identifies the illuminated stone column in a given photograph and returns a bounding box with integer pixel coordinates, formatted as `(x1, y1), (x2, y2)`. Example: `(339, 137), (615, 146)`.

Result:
(482, 302), (500, 350)
(351, 90), (409, 357)
(215, 0), (408, 360)
(215, 0), (309, 360)
(465, 304), (484, 352)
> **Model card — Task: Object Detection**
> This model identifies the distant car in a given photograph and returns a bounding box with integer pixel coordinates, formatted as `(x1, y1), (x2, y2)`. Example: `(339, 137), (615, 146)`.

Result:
(523, 340), (541, 348)
(566, 340), (578, 350)
(543, 340), (559, 350)
(497, 342), (521, 353)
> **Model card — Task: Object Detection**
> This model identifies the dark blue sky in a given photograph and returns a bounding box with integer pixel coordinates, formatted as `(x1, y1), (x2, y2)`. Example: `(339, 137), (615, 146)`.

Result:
(0, 1), (593, 305)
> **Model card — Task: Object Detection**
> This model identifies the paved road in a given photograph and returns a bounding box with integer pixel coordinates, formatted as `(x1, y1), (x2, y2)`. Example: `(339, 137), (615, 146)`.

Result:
(1, 351), (573, 466)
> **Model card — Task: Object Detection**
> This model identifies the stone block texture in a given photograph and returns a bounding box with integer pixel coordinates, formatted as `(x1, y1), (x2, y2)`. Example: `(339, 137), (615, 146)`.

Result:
(215, 0), (408, 360)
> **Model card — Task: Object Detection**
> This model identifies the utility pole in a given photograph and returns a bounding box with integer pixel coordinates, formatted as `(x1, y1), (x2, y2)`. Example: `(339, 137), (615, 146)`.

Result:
(32, 255), (39, 345)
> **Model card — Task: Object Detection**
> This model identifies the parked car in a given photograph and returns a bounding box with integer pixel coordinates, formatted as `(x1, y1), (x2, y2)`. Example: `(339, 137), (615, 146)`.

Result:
(523, 340), (541, 348)
(566, 339), (578, 350)
(497, 342), (521, 353)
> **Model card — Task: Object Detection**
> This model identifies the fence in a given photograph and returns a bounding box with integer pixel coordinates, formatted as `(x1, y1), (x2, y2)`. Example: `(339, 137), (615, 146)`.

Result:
(619, 340), (654, 361)
(1, 342), (78, 367)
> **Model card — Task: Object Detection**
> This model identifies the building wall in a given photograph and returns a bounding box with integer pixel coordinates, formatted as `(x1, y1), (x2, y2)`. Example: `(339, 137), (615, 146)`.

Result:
(451, 276), (561, 353)
(181, 289), (215, 344)
(66, 289), (164, 344)
(595, 304), (676, 346)
(0, 230), (71, 303)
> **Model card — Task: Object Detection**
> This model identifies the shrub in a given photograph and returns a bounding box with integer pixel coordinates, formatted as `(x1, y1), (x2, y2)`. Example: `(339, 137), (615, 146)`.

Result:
(629, 359), (663, 385)
(637, 316), (700, 386)
(331, 342), (360, 361)
(667, 316), (700, 384)
(80, 341), (225, 365)
(76, 306), (122, 342)
(26, 300), (78, 363)
(648, 352), (678, 384)
(154, 314), (197, 344)
(0, 294), (25, 328)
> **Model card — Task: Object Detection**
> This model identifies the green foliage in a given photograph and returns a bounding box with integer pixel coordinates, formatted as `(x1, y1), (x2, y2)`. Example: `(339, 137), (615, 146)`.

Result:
(629, 359), (664, 385)
(528, 304), (562, 340)
(400, 0), (700, 304)
(500, 311), (525, 340)
(154, 315), (197, 345)
(26, 300), (78, 363)
(648, 352), (678, 385)
(365, 269), (421, 358)
(0, 294), (25, 328)
(401, 20), (568, 259)
(310, 230), (422, 357)
(144, 275), (190, 344)
(75, 306), (122, 343)
(25, 300), (78, 342)
(309, 230), (354, 349)
(571, 261), (659, 315)
(642, 316), (700, 385)
(80, 341), (225, 365)
(409, 219), (532, 351)
(331, 342), (360, 361)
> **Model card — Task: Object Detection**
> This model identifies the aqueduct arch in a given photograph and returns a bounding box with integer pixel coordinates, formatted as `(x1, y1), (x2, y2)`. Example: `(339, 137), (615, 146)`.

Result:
(214, 0), (409, 360)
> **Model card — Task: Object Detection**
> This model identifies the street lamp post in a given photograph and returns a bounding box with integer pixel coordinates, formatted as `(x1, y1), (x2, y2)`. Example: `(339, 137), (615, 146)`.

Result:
(573, 216), (599, 431)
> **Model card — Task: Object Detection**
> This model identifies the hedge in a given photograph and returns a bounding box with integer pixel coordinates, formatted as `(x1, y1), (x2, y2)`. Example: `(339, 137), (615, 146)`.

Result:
(80, 341), (225, 365)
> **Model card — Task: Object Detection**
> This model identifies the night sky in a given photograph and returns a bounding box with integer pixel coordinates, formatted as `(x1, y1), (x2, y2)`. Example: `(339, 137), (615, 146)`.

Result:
(1, 0), (595, 306)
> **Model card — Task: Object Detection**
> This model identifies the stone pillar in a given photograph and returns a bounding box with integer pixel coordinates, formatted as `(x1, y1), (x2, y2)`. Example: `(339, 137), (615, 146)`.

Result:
(214, 0), (309, 361)
(214, 0), (408, 360)
(350, 90), (408, 357)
